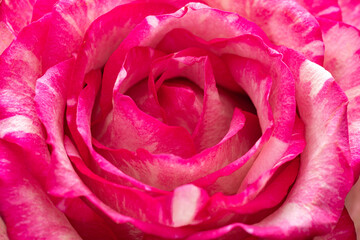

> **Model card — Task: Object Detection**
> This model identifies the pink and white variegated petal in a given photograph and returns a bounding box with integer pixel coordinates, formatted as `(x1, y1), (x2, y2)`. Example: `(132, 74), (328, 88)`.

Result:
(34, 58), (91, 198)
(0, 0), (35, 34)
(317, 18), (360, 179)
(190, 47), (352, 239)
(293, 0), (341, 21)
(42, 0), (175, 71)
(0, 16), (52, 182)
(0, 22), (15, 54)
(318, 18), (360, 91)
(74, 70), (166, 193)
(103, 2), (269, 105)
(0, 140), (82, 240)
(314, 208), (356, 240)
(65, 137), (213, 238)
(66, 3), (176, 126)
(203, 0), (325, 64)
(242, 47), (353, 238)
(338, 0), (360, 30)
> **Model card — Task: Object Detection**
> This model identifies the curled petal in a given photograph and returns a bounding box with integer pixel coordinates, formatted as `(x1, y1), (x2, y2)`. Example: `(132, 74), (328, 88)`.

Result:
(318, 18), (360, 178)
(204, 0), (325, 63)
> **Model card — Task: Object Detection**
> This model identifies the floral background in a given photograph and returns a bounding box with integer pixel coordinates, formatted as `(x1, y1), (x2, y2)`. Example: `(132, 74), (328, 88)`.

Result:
(0, 0), (360, 239)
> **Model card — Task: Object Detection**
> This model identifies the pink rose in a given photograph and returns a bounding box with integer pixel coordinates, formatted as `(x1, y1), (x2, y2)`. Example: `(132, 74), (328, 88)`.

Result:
(0, 0), (359, 239)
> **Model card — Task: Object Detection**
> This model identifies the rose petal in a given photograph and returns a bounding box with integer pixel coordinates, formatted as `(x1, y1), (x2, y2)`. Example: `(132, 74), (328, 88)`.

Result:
(318, 18), (360, 179)
(52, 197), (119, 240)
(0, 0), (34, 34)
(314, 208), (356, 239)
(204, 0), (325, 63)
(244, 47), (353, 238)
(0, 22), (15, 54)
(103, 2), (269, 110)
(293, 0), (342, 20)
(31, 0), (58, 22)
(338, 0), (360, 30)
(34, 58), (91, 197)
(0, 217), (9, 240)
(0, 15), (52, 181)
(346, 178), (360, 238)
(75, 69), (165, 193)
(0, 140), (81, 240)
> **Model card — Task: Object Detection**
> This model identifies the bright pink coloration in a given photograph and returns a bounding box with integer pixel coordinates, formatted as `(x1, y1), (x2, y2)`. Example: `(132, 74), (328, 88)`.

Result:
(346, 180), (360, 239)
(318, 17), (360, 180)
(0, 1), (358, 240)
(0, 0), (35, 53)
(339, 0), (360, 30)
(293, 0), (342, 20)
(204, 0), (325, 64)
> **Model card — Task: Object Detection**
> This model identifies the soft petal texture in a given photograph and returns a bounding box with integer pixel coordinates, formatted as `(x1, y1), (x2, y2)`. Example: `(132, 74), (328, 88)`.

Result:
(34, 58), (90, 197)
(0, 21), (15, 55)
(203, 0), (325, 63)
(0, 1), (356, 239)
(0, 14), (51, 184)
(0, 140), (81, 240)
(318, 17), (360, 179)
(293, 0), (342, 20)
(338, 0), (360, 30)
(0, 217), (9, 240)
(346, 179), (360, 239)
(314, 208), (356, 239)
(0, 0), (35, 53)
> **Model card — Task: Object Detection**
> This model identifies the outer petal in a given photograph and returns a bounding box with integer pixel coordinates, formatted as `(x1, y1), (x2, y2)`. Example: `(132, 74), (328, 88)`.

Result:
(293, 0), (342, 21)
(338, 0), (360, 30)
(317, 18), (360, 179)
(314, 208), (356, 240)
(0, 15), (51, 185)
(0, 0), (35, 34)
(203, 0), (325, 63)
(254, 48), (352, 238)
(0, 22), (15, 54)
(0, 217), (9, 240)
(31, 0), (58, 22)
(0, 0), (35, 53)
(0, 140), (81, 240)
(34, 59), (91, 197)
(346, 179), (360, 239)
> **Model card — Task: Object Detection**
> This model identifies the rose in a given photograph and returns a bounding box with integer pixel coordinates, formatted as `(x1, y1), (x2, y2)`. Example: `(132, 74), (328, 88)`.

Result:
(0, 0), (359, 239)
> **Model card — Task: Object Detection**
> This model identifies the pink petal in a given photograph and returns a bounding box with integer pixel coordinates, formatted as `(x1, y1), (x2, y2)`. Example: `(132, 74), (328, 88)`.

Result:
(65, 138), (212, 238)
(34, 59), (90, 197)
(0, 140), (81, 240)
(74, 70), (164, 193)
(314, 208), (356, 239)
(0, 0), (35, 34)
(318, 17), (360, 179)
(31, 0), (58, 22)
(247, 47), (353, 238)
(103, 2), (269, 109)
(338, 0), (360, 30)
(0, 217), (9, 240)
(203, 0), (325, 63)
(0, 22), (15, 54)
(346, 177), (360, 238)
(0, 15), (51, 181)
(293, 0), (342, 20)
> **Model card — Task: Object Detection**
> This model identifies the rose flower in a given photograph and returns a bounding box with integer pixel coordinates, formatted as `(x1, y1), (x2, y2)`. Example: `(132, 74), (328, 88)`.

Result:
(0, 0), (359, 239)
